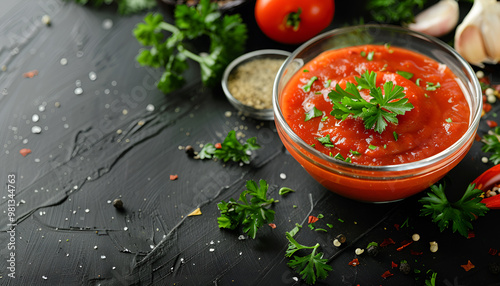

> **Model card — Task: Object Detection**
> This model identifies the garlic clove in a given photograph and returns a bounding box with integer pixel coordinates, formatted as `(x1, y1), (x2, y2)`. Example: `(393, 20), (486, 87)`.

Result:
(455, 25), (488, 66)
(481, 6), (500, 63)
(454, 0), (500, 66)
(408, 0), (459, 37)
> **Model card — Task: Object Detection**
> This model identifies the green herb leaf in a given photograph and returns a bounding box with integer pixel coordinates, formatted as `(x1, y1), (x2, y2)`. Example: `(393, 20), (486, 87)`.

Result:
(366, 51), (374, 61)
(279, 187), (295, 195)
(285, 228), (332, 284)
(69, 0), (156, 15)
(214, 130), (260, 164)
(396, 70), (414, 80)
(305, 106), (323, 121)
(419, 184), (489, 237)
(482, 126), (500, 164)
(303, 76), (318, 92)
(217, 179), (278, 239)
(133, 0), (247, 93)
(328, 70), (414, 133)
(426, 82), (441, 91)
(316, 134), (334, 148)
(199, 143), (216, 159)
(366, 0), (425, 24)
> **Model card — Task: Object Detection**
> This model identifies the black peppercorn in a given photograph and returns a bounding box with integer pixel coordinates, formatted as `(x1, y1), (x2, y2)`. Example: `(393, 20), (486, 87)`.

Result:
(489, 262), (500, 274)
(366, 244), (379, 257)
(113, 199), (124, 210)
(185, 145), (195, 157)
(399, 261), (411, 275)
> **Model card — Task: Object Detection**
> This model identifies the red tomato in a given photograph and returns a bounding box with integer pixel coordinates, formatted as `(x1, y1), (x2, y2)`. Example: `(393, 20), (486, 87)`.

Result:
(255, 0), (335, 44)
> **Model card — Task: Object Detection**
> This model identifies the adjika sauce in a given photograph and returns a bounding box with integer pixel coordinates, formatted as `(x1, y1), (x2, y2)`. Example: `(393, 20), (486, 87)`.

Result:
(281, 44), (470, 166)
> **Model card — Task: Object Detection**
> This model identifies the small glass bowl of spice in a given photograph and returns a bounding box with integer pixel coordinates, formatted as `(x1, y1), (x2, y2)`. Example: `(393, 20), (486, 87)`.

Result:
(222, 49), (291, 120)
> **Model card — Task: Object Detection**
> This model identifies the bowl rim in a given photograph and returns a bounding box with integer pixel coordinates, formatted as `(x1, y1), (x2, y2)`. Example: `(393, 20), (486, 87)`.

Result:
(222, 49), (292, 120)
(273, 24), (483, 173)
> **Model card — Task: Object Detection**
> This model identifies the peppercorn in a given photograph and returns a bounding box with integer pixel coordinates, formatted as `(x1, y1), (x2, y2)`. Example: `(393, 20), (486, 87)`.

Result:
(399, 261), (411, 275)
(113, 199), (124, 210)
(336, 234), (346, 244)
(185, 145), (195, 157)
(489, 262), (500, 274)
(367, 244), (379, 257)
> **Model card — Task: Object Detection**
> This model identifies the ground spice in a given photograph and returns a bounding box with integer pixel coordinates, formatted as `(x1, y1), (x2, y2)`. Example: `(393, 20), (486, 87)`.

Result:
(348, 258), (359, 266)
(227, 58), (285, 110)
(461, 260), (475, 272)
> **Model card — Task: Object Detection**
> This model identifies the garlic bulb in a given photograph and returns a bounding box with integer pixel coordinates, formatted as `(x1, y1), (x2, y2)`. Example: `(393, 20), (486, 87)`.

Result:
(408, 0), (459, 37)
(454, 0), (500, 66)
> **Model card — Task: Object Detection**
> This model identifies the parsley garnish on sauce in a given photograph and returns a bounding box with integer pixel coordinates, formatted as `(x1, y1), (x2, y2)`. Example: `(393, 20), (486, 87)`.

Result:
(316, 134), (334, 147)
(328, 70), (414, 134)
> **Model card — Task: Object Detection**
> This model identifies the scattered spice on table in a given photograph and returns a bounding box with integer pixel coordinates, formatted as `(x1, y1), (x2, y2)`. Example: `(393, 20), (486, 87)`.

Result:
(112, 199), (124, 210)
(380, 238), (395, 247)
(23, 70), (38, 78)
(461, 260), (475, 272)
(348, 258), (359, 266)
(170, 174), (178, 181)
(227, 58), (285, 110)
(381, 270), (393, 278)
(188, 207), (202, 216)
(19, 148), (32, 157)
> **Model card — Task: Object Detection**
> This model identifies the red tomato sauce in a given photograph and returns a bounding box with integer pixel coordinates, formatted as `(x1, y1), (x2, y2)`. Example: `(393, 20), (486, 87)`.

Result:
(281, 44), (470, 166)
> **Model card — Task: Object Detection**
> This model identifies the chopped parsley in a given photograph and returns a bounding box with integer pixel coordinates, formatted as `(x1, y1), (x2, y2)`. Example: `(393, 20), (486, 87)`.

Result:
(199, 130), (260, 164)
(426, 82), (441, 91)
(396, 70), (414, 80)
(305, 107), (323, 121)
(316, 134), (334, 148)
(303, 76), (318, 92)
(482, 126), (500, 164)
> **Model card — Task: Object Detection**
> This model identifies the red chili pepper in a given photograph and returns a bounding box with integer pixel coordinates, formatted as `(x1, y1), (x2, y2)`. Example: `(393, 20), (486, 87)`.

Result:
(308, 215), (319, 224)
(473, 165), (500, 209)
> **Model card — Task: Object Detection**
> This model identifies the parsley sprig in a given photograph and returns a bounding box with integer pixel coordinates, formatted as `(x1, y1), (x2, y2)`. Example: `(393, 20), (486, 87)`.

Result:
(328, 70), (414, 133)
(419, 184), (489, 237)
(69, 0), (156, 15)
(482, 126), (500, 165)
(217, 180), (278, 239)
(199, 130), (260, 164)
(285, 224), (332, 284)
(133, 0), (247, 93)
(366, 0), (425, 24)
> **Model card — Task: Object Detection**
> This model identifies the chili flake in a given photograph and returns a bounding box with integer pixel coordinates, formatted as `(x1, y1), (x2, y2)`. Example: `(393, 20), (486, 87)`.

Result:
(215, 143), (222, 149)
(170, 174), (178, 181)
(410, 250), (423, 255)
(397, 241), (413, 251)
(349, 258), (360, 266)
(488, 248), (498, 256)
(381, 270), (393, 278)
(23, 70), (38, 78)
(394, 224), (400, 231)
(467, 231), (475, 239)
(308, 215), (319, 224)
(19, 148), (32, 157)
(380, 238), (395, 247)
(461, 260), (475, 272)
(268, 223), (276, 229)
(391, 261), (398, 268)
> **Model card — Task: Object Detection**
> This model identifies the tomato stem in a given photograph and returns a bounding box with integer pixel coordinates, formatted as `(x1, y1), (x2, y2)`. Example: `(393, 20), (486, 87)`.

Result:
(286, 8), (302, 31)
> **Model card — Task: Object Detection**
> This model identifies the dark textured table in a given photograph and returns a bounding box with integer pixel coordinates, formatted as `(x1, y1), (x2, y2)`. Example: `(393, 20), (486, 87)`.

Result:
(1, 0), (500, 285)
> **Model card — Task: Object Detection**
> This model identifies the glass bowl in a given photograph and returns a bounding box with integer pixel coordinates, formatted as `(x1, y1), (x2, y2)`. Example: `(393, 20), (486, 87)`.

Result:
(222, 49), (291, 121)
(273, 25), (482, 203)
